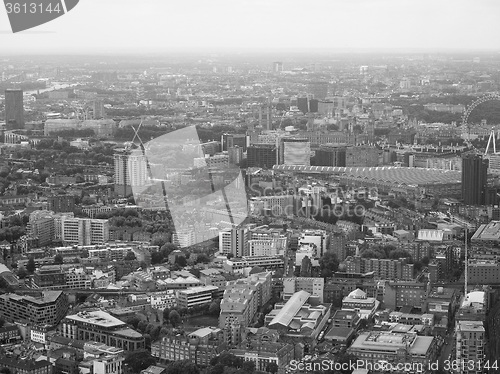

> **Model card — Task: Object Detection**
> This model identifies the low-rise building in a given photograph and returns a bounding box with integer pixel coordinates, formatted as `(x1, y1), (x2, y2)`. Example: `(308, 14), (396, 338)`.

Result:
(324, 327), (356, 347)
(383, 281), (428, 311)
(0, 357), (52, 374)
(150, 291), (177, 310)
(140, 366), (166, 374)
(468, 259), (500, 284)
(223, 256), (284, 273)
(151, 327), (224, 366)
(331, 310), (360, 329)
(0, 325), (21, 344)
(341, 289), (379, 319)
(60, 310), (144, 351)
(177, 285), (218, 309)
(424, 287), (459, 317)
(471, 220), (500, 246)
(456, 291), (487, 323)
(388, 311), (434, 326)
(347, 331), (438, 370)
(199, 269), (228, 290)
(283, 277), (324, 303)
(156, 275), (202, 290)
(0, 291), (68, 326)
(30, 324), (50, 344)
(323, 272), (377, 305)
(266, 291), (331, 347)
(230, 331), (295, 374)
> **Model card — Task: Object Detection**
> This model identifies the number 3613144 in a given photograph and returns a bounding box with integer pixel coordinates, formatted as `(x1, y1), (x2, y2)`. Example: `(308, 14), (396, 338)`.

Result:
(5, 2), (63, 14)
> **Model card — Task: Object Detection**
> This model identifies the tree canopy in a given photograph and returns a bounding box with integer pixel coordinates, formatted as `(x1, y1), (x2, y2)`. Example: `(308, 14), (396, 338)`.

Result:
(124, 350), (156, 373)
(169, 310), (181, 327)
(164, 360), (200, 374)
(319, 251), (339, 278)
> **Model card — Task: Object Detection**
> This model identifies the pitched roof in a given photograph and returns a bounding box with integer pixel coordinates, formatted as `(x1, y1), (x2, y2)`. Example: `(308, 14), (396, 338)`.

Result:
(269, 290), (310, 327)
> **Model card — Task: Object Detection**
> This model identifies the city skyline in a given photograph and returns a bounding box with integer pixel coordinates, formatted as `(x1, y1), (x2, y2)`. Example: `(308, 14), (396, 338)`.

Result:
(0, 0), (500, 54)
(1, 1), (500, 371)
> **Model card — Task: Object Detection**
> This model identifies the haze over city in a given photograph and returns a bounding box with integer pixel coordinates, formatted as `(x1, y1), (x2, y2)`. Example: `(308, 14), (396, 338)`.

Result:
(2, 2), (500, 374)
(1, 0), (500, 54)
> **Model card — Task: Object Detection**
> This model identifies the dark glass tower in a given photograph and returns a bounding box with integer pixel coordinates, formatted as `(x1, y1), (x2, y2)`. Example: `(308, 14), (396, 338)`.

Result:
(5, 89), (24, 130)
(247, 144), (277, 169)
(462, 154), (488, 205)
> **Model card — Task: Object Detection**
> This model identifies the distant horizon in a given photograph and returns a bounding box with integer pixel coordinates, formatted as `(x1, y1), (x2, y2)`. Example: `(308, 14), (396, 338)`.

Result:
(1, 47), (500, 58)
(1, 0), (500, 54)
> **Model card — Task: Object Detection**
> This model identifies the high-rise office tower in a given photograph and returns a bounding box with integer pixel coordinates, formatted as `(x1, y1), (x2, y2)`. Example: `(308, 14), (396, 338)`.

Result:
(222, 133), (247, 152)
(247, 144), (277, 169)
(257, 105), (272, 130)
(308, 99), (319, 113)
(114, 152), (129, 196)
(280, 138), (311, 166)
(93, 100), (105, 119)
(315, 145), (347, 167)
(462, 154), (488, 205)
(114, 150), (147, 196)
(230, 227), (249, 258)
(218, 227), (249, 257)
(273, 62), (283, 72)
(5, 89), (24, 130)
(228, 146), (243, 165)
(297, 98), (308, 114)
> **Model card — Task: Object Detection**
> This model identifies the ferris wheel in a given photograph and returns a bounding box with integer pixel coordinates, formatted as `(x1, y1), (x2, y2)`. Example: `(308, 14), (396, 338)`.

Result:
(462, 93), (500, 146)
(461, 93), (500, 174)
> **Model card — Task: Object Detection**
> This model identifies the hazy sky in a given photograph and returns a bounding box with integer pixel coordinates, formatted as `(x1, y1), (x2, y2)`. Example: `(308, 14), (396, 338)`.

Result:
(1, 0), (500, 54)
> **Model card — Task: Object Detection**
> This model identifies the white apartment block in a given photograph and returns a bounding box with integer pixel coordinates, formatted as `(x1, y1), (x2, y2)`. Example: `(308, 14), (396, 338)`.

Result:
(177, 285), (218, 309)
(248, 239), (280, 256)
(219, 230), (232, 255)
(456, 321), (485, 374)
(298, 230), (329, 257)
(172, 229), (196, 248)
(60, 218), (109, 246)
(66, 268), (93, 289)
(114, 152), (147, 187)
(150, 291), (177, 310)
(88, 247), (129, 261)
(194, 154), (229, 169)
(30, 326), (49, 344)
(93, 354), (124, 374)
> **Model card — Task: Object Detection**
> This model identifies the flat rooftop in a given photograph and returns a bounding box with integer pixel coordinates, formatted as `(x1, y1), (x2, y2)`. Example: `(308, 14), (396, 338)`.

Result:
(179, 285), (218, 295)
(66, 310), (126, 328)
(457, 320), (485, 332)
(350, 331), (434, 355)
(472, 221), (500, 241)
(2, 291), (63, 305)
(325, 327), (354, 340)
(189, 327), (221, 338)
(113, 328), (143, 339)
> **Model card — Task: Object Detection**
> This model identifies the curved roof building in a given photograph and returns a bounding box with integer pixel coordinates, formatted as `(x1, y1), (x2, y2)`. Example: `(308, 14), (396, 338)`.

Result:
(273, 165), (462, 197)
